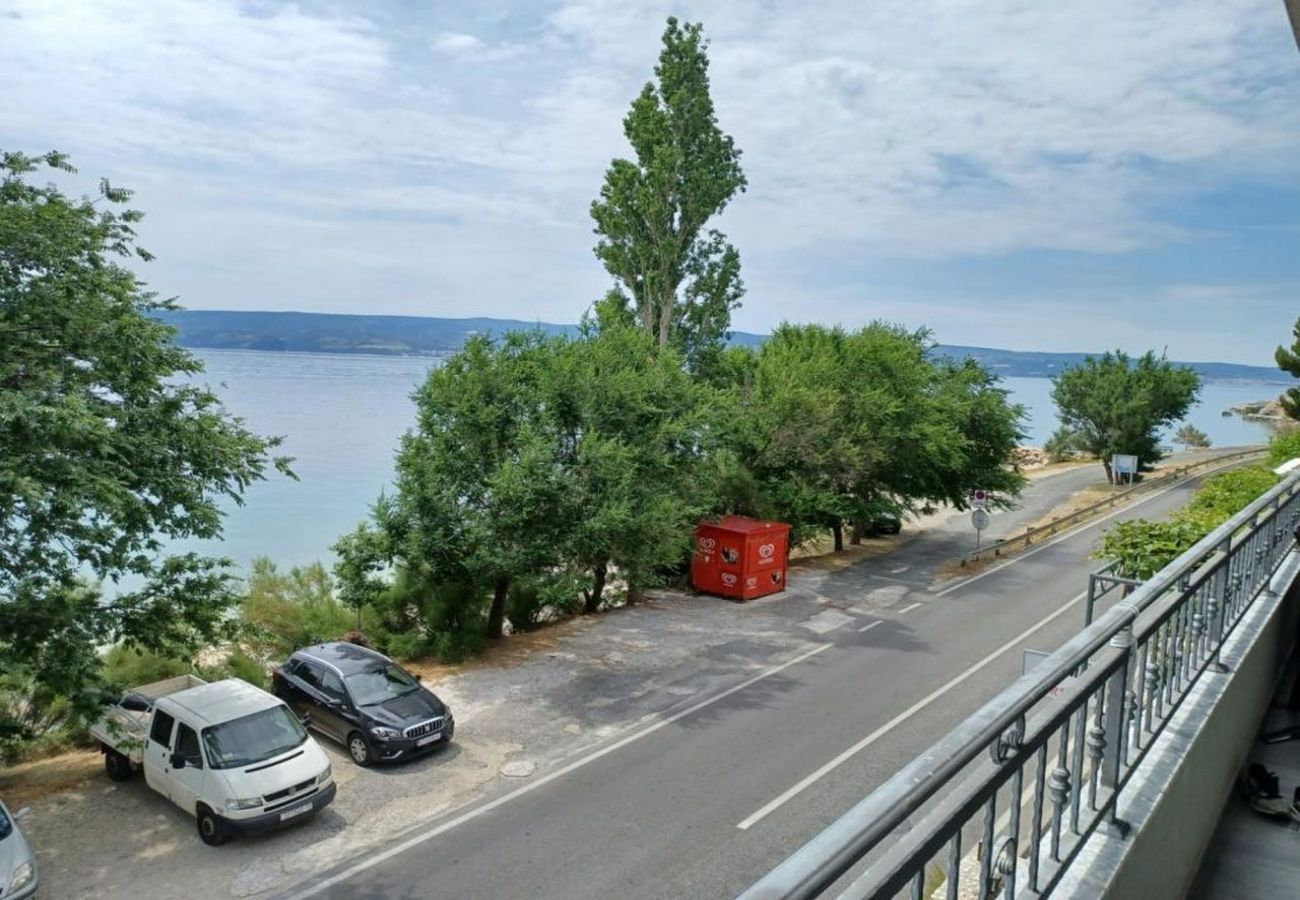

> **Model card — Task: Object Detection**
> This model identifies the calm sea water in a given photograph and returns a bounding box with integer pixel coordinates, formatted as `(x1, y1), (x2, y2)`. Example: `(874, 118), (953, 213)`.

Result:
(184, 349), (1289, 571)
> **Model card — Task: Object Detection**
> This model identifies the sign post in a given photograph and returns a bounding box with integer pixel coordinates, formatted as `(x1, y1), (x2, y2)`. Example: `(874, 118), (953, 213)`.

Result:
(971, 508), (990, 548)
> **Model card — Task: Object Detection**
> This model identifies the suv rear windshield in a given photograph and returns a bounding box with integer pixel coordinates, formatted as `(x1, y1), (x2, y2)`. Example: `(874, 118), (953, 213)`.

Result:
(201, 705), (307, 769)
(345, 664), (420, 706)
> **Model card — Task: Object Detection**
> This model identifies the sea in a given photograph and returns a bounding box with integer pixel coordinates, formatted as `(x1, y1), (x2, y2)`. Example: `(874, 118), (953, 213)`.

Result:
(180, 349), (1292, 573)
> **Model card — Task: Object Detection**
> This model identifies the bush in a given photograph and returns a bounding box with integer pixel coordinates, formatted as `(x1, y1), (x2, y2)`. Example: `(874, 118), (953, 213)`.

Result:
(1180, 467), (1278, 528)
(1044, 426), (1082, 463)
(102, 646), (189, 689)
(1268, 429), (1300, 468)
(507, 574), (584, 632)
(1099, 463), (1279, 578)
(240, 558), (356, 658)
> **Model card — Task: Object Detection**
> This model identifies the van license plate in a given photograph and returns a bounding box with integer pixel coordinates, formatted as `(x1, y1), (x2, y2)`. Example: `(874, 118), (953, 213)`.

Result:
(417, 731), (442, 746)
(280, 802), (312, 821)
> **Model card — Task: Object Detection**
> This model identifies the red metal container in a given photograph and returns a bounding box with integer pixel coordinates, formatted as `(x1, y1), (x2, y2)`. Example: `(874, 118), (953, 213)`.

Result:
(691, 516), (791, 601)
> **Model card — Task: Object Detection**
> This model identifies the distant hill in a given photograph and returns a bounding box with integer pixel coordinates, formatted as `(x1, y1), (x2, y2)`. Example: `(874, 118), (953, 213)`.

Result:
(155, 310), (1288, 382)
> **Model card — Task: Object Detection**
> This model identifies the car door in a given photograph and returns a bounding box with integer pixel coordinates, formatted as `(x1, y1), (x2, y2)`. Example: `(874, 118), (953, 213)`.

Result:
(163, 720), (206, 815)
(144, 709), (176, 797)
(315, 667), (355, 741)
(291, 660), (345, 742)
(277, 657), (314, 715)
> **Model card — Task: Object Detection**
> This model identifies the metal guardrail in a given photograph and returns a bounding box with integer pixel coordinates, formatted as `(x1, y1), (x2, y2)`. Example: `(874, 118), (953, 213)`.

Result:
(741, 468), (1300, 900)
(958, 448), (1266, 567)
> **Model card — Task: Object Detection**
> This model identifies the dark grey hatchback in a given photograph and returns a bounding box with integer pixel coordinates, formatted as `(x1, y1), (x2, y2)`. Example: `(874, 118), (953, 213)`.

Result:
(272, 641), (454, 766)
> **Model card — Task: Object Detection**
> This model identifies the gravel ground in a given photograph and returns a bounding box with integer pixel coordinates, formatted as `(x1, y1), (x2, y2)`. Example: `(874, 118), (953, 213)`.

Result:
(16, 585), (845, 900)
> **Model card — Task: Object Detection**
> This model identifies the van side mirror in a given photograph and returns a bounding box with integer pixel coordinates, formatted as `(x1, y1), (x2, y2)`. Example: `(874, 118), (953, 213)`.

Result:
(169, 752), (187, 769)
(413, 673), (423, 683)
(300, 713), (313, 728)
(13, 806), (30, 822)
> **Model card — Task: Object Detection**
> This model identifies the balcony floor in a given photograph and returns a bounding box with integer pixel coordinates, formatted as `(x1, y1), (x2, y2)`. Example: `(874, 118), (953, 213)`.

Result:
(1189, 706), (1300, 898)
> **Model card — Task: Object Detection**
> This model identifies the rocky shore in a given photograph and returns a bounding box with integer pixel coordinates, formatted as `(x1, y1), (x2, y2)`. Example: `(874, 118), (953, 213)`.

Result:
(1227, 397), (1289, 421)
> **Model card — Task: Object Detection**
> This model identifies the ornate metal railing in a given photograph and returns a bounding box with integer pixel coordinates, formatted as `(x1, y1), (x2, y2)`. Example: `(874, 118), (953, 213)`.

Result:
(741, 468), (1300, 900)
(958, 448), (1265, 567)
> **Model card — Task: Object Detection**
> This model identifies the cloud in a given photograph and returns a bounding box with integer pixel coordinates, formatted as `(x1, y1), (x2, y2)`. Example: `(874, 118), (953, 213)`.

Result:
(1, 0), (1297, 363)
(432, 31), (522, 62)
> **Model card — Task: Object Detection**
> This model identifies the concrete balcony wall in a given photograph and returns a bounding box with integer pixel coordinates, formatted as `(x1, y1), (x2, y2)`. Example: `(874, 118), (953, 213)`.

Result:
(1054, 548), (1300, 900)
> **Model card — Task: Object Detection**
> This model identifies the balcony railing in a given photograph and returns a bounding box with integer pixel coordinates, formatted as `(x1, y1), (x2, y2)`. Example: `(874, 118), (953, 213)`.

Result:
(741, 468), (1300, 900)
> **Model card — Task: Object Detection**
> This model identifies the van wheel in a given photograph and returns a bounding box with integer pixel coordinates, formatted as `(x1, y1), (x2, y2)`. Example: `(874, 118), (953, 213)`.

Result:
(197, 805), (230, 846)
(347, 731), (374, 767)
(104, 748), (134, 782)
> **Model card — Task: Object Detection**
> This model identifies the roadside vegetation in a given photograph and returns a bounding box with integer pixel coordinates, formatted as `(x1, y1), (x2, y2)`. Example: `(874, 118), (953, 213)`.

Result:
(1098, 431), (1298, 579)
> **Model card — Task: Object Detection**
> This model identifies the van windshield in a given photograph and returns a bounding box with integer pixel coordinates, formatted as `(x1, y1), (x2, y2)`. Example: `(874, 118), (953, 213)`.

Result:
(201, 705), (307, 770)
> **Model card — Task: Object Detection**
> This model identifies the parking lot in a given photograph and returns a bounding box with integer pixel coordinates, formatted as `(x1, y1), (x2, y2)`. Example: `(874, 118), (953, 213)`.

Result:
(12, 582), (850, 899)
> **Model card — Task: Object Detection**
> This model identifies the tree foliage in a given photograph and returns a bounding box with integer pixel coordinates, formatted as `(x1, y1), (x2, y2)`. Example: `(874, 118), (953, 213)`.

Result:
(1051, 351), (1201, 482)
(1173, 424), (1211, 450)
(336, 327), (715, 640)
(590, 17), (746, 373)
(725, 323), (1026, 549)
(0, 151), (289, 728)
(1276, 315), (1300, 420)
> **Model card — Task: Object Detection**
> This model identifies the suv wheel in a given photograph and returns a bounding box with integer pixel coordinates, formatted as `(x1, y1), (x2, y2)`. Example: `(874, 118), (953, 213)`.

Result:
(197, 804), (230, 846)
(348, 731), (374, 767)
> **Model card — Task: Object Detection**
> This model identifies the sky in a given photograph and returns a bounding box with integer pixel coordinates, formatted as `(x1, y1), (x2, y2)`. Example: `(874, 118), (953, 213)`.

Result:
(2, 0), (1299, 366)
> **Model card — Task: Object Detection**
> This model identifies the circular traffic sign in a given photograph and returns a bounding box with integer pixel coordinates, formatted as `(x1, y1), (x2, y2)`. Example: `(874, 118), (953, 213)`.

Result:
(972, 509), (990, 531)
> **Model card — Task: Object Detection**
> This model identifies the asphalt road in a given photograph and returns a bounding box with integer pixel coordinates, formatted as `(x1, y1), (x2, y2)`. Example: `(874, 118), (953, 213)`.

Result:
(280, 453), (1251, 900)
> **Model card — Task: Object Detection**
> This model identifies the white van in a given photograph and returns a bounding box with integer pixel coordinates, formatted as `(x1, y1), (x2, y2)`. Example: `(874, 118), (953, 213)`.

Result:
(91, 676), (335, 845)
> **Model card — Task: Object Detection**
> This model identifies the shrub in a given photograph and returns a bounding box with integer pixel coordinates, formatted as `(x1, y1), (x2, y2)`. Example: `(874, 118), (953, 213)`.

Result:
(240, 558), (356, 658)
(507, 574), (584, 632)
(1044, 426), (1082, 463)
(1268, 429), (1300, 468)
(102, 646), (189, 689)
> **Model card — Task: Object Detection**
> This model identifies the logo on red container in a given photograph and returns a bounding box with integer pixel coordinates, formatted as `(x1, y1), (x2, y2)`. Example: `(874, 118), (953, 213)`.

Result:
(721, 573), (738, 587)
(758, 543), (775, 560)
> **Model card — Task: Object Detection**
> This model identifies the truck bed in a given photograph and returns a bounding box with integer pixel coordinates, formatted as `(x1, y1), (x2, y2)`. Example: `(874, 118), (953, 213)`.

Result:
(90, 674), (207, 763)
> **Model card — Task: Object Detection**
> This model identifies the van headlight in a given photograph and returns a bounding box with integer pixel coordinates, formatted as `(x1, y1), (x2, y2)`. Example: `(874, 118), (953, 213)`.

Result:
(317, 762), (333, 785)
(8, 861), (34, 891)
(226, 797), (264, 811)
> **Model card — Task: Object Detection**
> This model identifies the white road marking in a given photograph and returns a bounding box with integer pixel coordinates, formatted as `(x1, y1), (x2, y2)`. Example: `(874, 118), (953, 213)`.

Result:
(896, 601), (923, 615)
(934, 457), (1249, 598)
(282, 641), (833, 899)
(857, 620), (883, 633)
(801, 609), (855, 634)
(735, 588), (1087, 830)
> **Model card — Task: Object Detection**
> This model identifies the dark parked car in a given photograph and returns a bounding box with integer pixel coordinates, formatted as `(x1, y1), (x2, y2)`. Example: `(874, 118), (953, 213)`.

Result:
(272, 642), (454, 766)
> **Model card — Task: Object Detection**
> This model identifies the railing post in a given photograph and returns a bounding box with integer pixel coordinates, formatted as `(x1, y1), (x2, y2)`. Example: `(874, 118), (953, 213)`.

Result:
(1206, 539), (1231, 674)
(1101, 619), (1132, 830)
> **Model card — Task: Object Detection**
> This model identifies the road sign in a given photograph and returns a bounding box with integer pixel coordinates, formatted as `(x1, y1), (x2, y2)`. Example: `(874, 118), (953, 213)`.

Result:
(971, 508), (990, 549)
(972, 489), (989, 509)
(1112, 454), (1138, 484)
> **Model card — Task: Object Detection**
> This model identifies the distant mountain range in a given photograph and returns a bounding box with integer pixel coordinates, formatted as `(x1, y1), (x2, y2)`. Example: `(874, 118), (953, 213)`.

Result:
(154, 309), (1289, 382)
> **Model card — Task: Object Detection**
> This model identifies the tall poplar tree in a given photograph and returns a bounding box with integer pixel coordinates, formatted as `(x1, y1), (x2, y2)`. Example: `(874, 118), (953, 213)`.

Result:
(590, 17), (746, 373)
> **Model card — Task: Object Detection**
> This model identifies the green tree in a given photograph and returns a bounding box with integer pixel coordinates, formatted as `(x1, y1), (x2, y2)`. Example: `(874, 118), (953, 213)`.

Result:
(590, 17), (746, 373)
(0, 152), (289, 724)
(1276, 316), (1300, 420)
(729, 324), (1025, 550)
(553, 326), (716, 608)
(1174, 423), (1211, 450)
(382, 332), (570, 641)
(1051, 351), (1201, 483)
